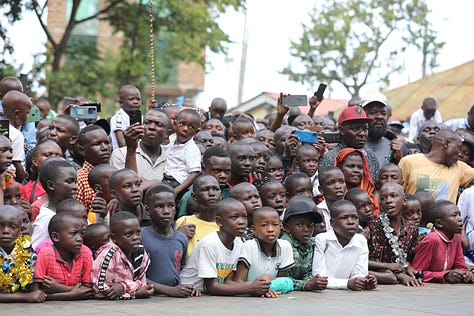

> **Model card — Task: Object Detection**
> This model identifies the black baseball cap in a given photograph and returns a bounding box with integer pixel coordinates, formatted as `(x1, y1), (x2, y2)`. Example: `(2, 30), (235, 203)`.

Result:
(283, 201), (323, 223)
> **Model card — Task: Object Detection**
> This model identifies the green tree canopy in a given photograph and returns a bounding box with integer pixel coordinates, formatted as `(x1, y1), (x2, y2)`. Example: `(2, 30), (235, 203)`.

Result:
(282, 0), (444, 97)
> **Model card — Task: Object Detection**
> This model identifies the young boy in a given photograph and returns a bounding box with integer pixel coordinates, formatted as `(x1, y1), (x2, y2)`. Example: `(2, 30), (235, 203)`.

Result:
(180, 199), (272, 296)
(34, 213), (94, 300)
(34, 198), (88, 254)
(109, 168), (145, 225)
(32, 158), (77, 249)
(295, 144), (321, 197)
(176, 175), (221, 258)
(281, 199), (328, 291)
(377, 163), (403, 187)
(317, 166), (347, 229)
(110, 84), (142, 150)
(230, 182), (262, 241)
(345, 188), (375, 232)
(312, 200), (377, 291)
(83, 223), (111, 258)
(92, 211), (154, 299)
(47, 114), (81, 169)
(412, 200), (474, 283)
(284, 173), (314, 200)
(234, 207), (295, 292)
(142, 184), (195, 297)
(162, 108), (202, 196)
(75, 125), (111, 224)
(0, 205), (46, 303)
(260, 179), (288, 217)
(415, 191), (435, 229)
(403, 195), (424, 229)
(88, 163), (118, 224)
(227, 141), (255, 186)
(232, 118), (256, 141)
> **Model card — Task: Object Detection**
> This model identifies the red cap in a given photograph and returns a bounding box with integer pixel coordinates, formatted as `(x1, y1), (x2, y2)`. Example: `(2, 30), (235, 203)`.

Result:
(338, 106), (372, 126)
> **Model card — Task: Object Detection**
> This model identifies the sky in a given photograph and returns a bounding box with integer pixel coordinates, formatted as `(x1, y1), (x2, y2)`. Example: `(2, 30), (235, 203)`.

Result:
(2, 0), (474, 110)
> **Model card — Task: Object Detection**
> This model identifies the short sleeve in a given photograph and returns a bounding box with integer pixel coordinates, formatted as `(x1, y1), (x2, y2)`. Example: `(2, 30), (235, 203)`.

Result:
(238, 240), (255, 268)
(33, 248), (49, 282)
(110, 147), (126, 170)
(278, 240), (295, 271)
(197, 243), (218, 279)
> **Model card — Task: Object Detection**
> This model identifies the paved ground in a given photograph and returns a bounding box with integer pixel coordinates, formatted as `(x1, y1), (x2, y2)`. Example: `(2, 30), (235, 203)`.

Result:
(1, 284), (470, 315)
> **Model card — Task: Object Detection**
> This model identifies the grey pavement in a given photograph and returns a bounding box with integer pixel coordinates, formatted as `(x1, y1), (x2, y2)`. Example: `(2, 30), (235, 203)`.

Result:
(1, 284), (471, 315)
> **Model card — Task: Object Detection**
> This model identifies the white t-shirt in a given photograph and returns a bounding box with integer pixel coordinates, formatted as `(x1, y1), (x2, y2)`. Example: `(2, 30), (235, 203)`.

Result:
(32, 204), (55, 249)
(162, 133), (201, 184)
(109, 108), (130, 150)
(9, 124), (24, 163)
(238, 238), (294, 281)
(180, 232), (243, 292)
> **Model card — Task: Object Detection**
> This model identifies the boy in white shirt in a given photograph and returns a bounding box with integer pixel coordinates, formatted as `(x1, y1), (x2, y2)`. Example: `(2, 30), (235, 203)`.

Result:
(312, 199), (377, 290)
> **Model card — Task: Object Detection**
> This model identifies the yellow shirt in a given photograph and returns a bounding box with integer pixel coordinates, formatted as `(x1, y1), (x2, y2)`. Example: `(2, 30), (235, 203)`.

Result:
(176, 214), (219, 259)
(399, 153), (474, 202)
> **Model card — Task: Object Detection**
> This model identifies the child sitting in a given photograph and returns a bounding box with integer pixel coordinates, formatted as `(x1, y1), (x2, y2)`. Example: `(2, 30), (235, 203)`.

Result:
(260, 179), (288, 218)
(92, 212), (154, 299)
(412, 200), (474, 283)
(295, 144), (321, 197)
(281, 199), (328, 291)
(234, 207), (295, 296)
(313, 200), (377, 291)
(176, 175), (221, 258)
(317, 166), (347, 229)
(32, 158), (77, 249)
(34, 213), (94, 300)
(284, 173), (314, 200)
(142, 184), (196, 297)
(345, 188), (375, 236)
(229, 182), (262, 241)
(403, 194), (431, 237)
(162, 108), (202, 196)
(109, 169), (145, 225)
(180, 199), (271, 296)
(367, 182), (422, 287)
(0, 205), (46, 303)
(83, 223), (110, 258)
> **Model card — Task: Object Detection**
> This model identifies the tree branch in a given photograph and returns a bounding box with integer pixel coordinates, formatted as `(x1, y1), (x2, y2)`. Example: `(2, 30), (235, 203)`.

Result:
(75, 0), (122, 24)
(32, 0), (57, 48)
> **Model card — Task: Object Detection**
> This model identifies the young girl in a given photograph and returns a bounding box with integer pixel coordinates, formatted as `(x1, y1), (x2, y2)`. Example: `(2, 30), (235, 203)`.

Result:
(264, 152), (285, 183)
(367, 182), (422, 287)
(334, 148), (379, 214)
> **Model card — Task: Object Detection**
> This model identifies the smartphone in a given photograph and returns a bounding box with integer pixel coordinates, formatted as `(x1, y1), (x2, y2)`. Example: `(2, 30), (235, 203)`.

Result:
(0, 119), (9, 139)
(294, 129), (318, 144)
(82, 101), (101, 112)
(281, 94), (307, 106)
(26, 107), (41, 123)
(70, 106), (97, 120)
(314, 83), (327, 102)
(19, 73), (28, 92)
(128, 109), (142, 125)
(320, 132), (341, 143)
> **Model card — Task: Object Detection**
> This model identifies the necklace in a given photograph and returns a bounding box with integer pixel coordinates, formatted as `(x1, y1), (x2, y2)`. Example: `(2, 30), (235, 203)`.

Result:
(379, 213), (408, 268)
(0, 235), (36, 293)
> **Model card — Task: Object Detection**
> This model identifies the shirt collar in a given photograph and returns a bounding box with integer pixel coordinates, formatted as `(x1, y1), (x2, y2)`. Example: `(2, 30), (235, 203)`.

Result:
(256, 238), (280, 258)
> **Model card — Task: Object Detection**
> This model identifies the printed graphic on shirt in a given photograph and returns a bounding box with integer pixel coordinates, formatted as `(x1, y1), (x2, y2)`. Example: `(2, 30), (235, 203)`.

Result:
(416, 174), (448, 200)
(216, 262), (234, 283)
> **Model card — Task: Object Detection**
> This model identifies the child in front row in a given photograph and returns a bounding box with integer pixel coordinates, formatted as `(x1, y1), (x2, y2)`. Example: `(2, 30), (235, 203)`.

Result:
(412, 200), (474, 283)
(367, 182), (422, 287)
(0, 205), (46, 303)
(234, 207), (295, 296)
(281, 198), (328, 291)
(92, 212), (154, 299)
(34, 213), (94, 300)
(180, 199), (272, 296)
(141, 184), (197, 297)
(403, 194), (431, 238)
(312, 200), (377, 291)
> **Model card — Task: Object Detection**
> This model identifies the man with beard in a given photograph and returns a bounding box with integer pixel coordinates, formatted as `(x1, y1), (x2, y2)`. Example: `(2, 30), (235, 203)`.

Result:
(399, 129), (474, 203)
(110, 108), (169, 181)
(361, 92), (408, 167)
(318, 106), (380, 182)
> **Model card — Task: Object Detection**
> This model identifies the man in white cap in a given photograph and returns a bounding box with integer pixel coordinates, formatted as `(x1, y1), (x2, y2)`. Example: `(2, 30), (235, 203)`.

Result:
(360, 92), (408, 167)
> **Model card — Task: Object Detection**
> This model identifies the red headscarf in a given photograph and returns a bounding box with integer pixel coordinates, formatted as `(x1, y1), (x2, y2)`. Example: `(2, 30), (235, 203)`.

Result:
(334, 148), (379, 215)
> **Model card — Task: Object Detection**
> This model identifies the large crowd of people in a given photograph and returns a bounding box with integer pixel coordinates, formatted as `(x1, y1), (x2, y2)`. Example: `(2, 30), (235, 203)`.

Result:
(0, 75), (473, 304)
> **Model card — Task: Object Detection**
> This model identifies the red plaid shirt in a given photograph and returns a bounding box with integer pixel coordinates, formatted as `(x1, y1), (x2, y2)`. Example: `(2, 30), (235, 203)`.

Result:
(76, 161), (96, 223)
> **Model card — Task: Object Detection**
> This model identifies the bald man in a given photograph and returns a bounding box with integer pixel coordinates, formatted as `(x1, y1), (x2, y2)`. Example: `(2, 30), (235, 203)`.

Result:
(399, 129), (474, 202)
